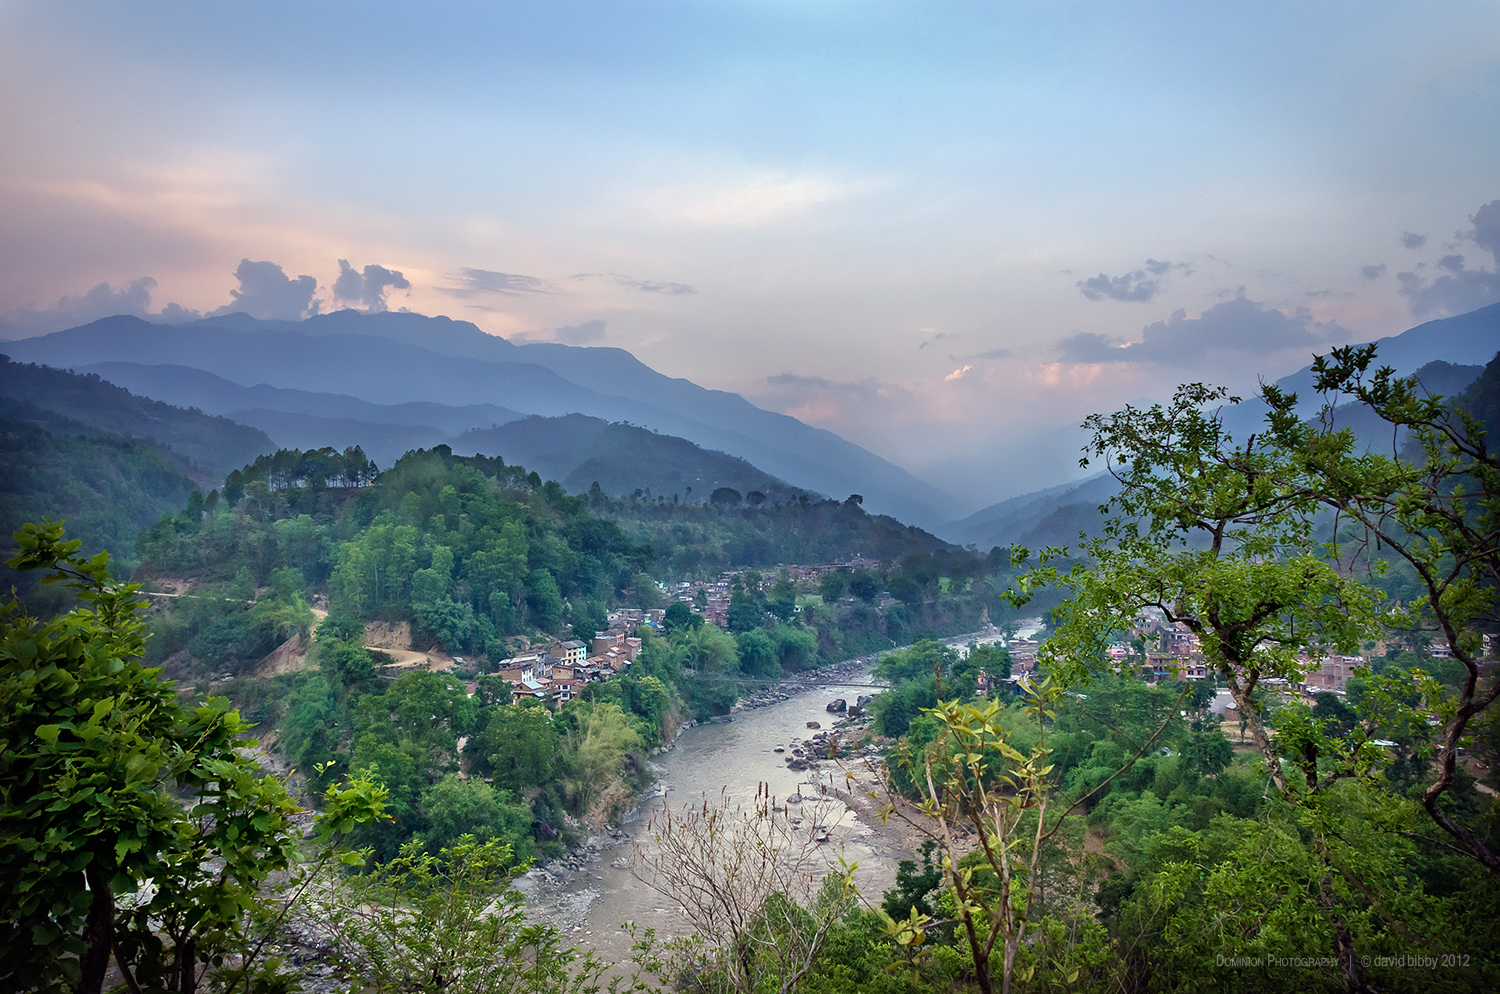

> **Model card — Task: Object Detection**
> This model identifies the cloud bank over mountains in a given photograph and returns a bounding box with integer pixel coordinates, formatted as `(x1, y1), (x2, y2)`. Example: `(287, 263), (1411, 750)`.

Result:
(1389, 200), (1500, 318)
(333, 261), (410, 312)
(1, 259), (363, 337)
(1055, 295), (1347, 367)
(0, 258), (632, 345)
(4, 197), (1498, 510)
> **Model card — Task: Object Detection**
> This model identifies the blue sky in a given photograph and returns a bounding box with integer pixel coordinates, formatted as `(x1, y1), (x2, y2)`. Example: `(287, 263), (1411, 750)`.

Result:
(2, 1), (1497, 504)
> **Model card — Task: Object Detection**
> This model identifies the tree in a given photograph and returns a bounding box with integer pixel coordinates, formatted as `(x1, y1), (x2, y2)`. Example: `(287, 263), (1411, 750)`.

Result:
(558, 700), (644, 818)
(419, 774), (535, 861)
(1263, 345), (1500, 873)
(725, 589), (763, 633)
(473, 672), (513, 707)
(631, 785), (857, 994)
(876, 678), (1172, 994)
(1013, 384), (1392, 983)
(767, 572), (798, 620)
(848, 569), (882, 604)
(0, 521), (384, 993)
(631, 571), (664, 611)
(312, 836), (620, 994)
(317, 612), (376, 691)
(526, 568), (564, 631)
(664, 600), (703, 633)
(966, 643), (1012, 690)
(1010, 366), (1500, 987)
(1017, 383), (1377, 796)
(467, 701), (558, 794)
(736, 627), (778, 677)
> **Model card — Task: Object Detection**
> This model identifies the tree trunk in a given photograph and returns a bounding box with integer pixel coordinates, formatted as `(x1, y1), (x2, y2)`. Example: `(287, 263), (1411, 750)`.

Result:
(179, 937), (197, 994)
(77, 864), (115, 994)
(1220, 666), (1289, 793)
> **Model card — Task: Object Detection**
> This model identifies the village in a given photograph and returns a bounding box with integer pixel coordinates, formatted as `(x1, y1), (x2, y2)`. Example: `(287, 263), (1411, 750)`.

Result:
(486, 558), (890, 708)
(483, 553), (1497, 716)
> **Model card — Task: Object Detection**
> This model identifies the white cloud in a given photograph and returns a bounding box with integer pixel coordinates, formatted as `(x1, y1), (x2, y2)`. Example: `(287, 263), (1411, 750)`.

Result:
(0, 277), (201, 339)
(1054, 295), (1347, 367)
(207, 259), (319, 321)
(332, 260), (411, 312)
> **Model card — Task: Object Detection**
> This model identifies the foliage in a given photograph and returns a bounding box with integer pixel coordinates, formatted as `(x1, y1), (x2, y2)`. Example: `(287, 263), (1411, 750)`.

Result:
(1014, 381), (1379, 795)
(556, 699), (646, 820)
(0, 406), (197, 601)
(313, 835), (626, 994)
(140, 446), (653, 643)
(877, 678), (1170, 994)
(987, 351), (1500, 987)
(0, 355), (274, 485)
(0, 521), (384, 993)
(1263, 345), (1500, 871)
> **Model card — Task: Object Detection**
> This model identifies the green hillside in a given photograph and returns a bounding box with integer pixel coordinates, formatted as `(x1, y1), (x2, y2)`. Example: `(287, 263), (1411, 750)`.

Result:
(0, 354), (275, 485)
(453, 413), (799, 503)
(0, 401), (198, 600)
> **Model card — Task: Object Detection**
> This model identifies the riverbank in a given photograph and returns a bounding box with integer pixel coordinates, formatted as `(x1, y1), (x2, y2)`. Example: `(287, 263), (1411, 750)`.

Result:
(515, 635), (1014, 951)
(729, 649), (890, 712)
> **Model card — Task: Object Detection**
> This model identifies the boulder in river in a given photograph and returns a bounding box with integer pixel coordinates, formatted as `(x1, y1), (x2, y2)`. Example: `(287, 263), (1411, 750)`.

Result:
(806, 721), (821, 729)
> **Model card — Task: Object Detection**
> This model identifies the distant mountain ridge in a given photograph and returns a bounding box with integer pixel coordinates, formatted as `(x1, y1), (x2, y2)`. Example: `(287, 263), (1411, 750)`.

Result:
(7, 352), (810, 506)
(6, 311), (955, 527)
(0, 402), (200, 595)
(942, 473), (1119, 552)
(72, 361), (521, 468)
(451, 414), (800, 502)
(77, 360), (526, 435)
(0, 354), (275, 485)
(941, 303), (1500, 551)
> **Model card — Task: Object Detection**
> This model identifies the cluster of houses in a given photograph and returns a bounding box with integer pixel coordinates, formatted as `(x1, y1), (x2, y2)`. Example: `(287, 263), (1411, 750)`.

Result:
(490, 611), (649, 708)
(1118, 619), (1372, 699)
(988, 618), (1374, 703)
(665, 557), (886, 628)
(477, 560), (893, 709)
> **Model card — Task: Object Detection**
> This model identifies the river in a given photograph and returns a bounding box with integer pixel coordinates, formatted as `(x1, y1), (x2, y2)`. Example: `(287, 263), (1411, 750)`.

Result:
(515, 626), (1028, 963)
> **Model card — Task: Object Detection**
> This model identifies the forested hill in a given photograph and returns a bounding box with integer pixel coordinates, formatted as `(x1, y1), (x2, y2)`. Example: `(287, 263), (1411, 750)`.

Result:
(141, 443), (1010, 652)
(140, 446), (654, 651)
(593, 488), (973, 577)
(0, 355), (275, 485)
(451, 413), (800, 504)
(0, 400), (199, 599)
(126, 440), (1031, 867)
(5, 311), (956, 527)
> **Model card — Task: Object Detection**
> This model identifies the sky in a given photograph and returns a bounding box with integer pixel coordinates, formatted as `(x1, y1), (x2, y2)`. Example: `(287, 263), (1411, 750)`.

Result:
(2, 0), (1498, 511)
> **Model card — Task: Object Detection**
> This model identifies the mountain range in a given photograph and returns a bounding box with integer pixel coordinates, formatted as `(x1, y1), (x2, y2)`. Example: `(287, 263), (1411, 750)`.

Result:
(4, 310), (953, 527)
(0, 355), (275, 486)
(3, 301), (1496, 545)
(945, 302), (1500, 552)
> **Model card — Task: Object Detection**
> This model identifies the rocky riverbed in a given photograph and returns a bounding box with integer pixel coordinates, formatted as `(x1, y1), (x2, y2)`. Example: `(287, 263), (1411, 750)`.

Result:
(510, 827), (635, 934)
(513, 630), (1012, 956)
(514, 664), (905, 956)
(258, 631), (1005, 985)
